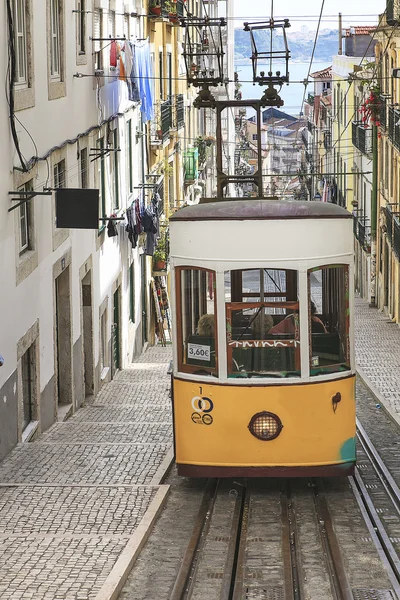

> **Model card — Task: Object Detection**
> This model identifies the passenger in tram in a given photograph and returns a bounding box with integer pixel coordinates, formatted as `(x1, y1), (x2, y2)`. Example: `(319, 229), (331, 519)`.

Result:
(269, 302), (326, 335)
(196, 313), (215, 337)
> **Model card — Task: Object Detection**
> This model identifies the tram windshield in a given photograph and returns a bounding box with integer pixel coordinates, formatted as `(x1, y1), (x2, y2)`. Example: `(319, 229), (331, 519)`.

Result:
(176, 268), (218, 376)
(225, 269), (301, 378)
(308, 265), (351, 376)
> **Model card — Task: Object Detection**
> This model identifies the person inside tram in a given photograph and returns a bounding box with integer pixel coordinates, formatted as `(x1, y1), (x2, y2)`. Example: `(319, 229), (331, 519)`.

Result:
(269, 301), (326, 335)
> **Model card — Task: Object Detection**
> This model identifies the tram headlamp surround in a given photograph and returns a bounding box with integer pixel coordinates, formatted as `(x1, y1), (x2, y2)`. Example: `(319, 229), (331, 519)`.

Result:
(248, 411), (283, 441)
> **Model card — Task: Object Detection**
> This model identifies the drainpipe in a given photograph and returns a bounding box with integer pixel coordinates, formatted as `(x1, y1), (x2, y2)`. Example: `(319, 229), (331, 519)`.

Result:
(370, 124), (378, 306)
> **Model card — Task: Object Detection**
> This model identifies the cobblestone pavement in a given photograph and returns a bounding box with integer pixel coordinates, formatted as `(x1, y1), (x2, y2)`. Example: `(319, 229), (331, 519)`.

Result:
(355, 295), (400, 416)
(0, 345), (173, 600)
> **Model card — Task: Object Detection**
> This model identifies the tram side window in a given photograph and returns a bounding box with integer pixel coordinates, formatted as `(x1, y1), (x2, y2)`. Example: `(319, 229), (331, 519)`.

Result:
(309, 265), (351, 376)
(177, 268), (217, 376)
(225, 268), (301, 378)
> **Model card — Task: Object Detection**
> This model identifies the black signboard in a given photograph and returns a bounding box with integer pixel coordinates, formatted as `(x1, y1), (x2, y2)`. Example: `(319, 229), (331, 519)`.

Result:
(56, 188), (99, 229)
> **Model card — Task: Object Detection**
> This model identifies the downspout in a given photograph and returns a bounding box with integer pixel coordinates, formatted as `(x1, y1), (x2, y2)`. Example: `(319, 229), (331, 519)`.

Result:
(370, 124), (378, 306)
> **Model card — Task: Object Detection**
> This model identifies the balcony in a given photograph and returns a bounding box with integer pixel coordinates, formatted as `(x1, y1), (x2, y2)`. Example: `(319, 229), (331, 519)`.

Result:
(307, 120), (314, 133)
(352, 122), (372, 155)
(161, 99), (172, 142)
(183, 148), (199, 182)
(148, 0), (184, 22)
(394, 216), (400, 259)
(306, 93), (315, 106)
(384, 205), (393, 245)
(388, 106), (400, 150)
(386, 0), (400, 25)
(301, 130), (308, 149)
(323, 131), (331, 151)
(175, 94), (185, 129)
(379, 94), (390, 131)
(353, 216), (371, 253)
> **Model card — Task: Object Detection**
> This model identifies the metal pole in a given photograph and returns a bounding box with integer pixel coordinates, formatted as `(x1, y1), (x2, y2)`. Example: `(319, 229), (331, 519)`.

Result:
(369, 124), (378, 306)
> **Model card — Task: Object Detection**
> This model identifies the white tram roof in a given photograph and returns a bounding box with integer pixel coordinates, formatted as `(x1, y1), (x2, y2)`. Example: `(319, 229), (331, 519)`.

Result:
(170, 199), (352, 222)
(170, 200), (353, 264)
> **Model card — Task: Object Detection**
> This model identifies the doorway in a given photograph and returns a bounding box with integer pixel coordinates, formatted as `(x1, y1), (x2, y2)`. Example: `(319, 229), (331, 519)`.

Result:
(112, 287), (121, 376)
(55, 267), (72, 407)
(21, 343), (37, 432)
(141, 254), (148, 346)
(81, 272), (94, 400)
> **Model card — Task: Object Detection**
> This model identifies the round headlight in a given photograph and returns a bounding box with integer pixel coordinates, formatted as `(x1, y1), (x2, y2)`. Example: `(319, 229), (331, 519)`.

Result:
(248, 411), (283, 441)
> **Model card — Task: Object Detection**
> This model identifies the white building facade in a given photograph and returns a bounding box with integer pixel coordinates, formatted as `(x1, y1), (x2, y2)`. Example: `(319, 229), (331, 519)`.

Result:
(0, 0), (157, 460)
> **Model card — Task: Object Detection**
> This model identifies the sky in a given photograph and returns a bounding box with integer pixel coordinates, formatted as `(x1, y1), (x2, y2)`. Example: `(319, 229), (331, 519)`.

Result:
(233, 0), (386, 32)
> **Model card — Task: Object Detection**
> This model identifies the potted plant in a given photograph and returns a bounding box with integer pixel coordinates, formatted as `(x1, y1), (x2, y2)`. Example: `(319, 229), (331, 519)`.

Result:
(164, 0), (178, 22)
(149, 0), (162, 16)
(153, 229), (169, 271)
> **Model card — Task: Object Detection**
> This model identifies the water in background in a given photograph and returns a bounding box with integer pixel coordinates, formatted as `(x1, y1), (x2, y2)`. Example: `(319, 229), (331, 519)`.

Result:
(235, 61), (330, 115)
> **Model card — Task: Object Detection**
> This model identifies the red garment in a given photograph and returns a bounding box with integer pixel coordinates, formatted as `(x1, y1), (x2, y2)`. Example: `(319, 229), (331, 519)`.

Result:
(110, 41), (117, 67)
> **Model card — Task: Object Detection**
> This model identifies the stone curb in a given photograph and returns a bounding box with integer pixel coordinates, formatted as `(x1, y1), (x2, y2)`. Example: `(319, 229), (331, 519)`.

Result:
(94, 485), (170, 600)
(357, 367), (400, 429)
(150, 444), (175, 484)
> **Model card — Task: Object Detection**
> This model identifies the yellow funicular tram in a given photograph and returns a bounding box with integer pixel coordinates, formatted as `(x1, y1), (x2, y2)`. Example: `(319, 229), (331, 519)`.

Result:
(169, 199), (356, 477)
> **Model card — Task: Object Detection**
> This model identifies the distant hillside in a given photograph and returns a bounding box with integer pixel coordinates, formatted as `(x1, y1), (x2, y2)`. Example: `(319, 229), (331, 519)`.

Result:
(234, 28), (339, 63)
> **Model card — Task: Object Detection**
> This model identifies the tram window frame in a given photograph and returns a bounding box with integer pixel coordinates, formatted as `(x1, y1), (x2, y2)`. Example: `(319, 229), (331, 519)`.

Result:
(308, 264), (351, 376)
(225, 268), (301, 379)
(175, 266), (218, 376)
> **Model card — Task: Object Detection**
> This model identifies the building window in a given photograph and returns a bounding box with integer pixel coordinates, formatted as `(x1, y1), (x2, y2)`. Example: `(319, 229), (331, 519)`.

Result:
(97, 137), (106, 226)
(13, 0), (28, 85)
(112, 128), (119, 210)
(54, 159), (66, 188)
(252, 134), (258, 141)
(167, 52), (172, 99)
(129, 262), (135, 322)
(126, 119), (133, 194)
(93, 8), (103, 71)
(50, 0), (61, 79)
(159, 51), (163, 99)
(18, 180), (33, 254)
(80, 147), (88, 188)
(77, 0), (86, 54)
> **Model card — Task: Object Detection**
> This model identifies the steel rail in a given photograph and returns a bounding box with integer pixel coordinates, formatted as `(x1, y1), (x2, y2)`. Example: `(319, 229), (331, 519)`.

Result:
(169, 478), (219, 600)
(281, 481), (304, 600)
(220, 484), (246, 600)
(312, 480), (354, 600)
(356, 417), (400, 514)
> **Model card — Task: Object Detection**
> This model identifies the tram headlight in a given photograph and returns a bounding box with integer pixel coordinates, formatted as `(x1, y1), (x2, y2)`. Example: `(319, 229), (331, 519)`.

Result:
(248, 411), (283, 441)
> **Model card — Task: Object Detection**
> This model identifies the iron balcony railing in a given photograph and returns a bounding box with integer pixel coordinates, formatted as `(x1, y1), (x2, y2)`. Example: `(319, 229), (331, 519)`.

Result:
(307, 120), (314, 133)
(353, 216), (371, 253)
(161, 99), (172, 142)
(306, 93), (315, 105)
(388, 106), (400, 150)
(175, 94), (184, 129)
(385, 205), (393, 245)
(394, 216), (400, 259)
(301, 130), (308, 149)
(379, 94), (390, 131)
(352, 122), (372, 155)
(386, 0), (400, 25)
(149, 0), (184, 20)
(323, 131), (331, 151)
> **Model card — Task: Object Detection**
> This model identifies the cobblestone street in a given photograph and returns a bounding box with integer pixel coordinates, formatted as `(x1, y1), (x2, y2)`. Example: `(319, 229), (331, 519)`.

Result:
(0, 297), (400, 599)
(0, 346), (173, 600)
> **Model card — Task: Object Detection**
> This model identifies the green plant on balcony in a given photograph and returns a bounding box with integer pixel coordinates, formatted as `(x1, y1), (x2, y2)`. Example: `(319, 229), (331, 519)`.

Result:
(149, 0), (162, 15)
(164, 0), (177, 20)
(194, 135), (215, 167)
(153, 229), (169, 270)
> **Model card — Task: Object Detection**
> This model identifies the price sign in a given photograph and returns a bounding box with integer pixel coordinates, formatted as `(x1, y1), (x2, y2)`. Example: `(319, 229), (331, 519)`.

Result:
(187, 343), (211, 361)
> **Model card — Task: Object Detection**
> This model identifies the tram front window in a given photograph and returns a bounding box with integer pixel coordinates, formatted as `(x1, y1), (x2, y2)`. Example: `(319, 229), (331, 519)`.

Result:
(308, 265), (351, 375)
(225, 268), (301, 378)
(177, 267), (217, 376)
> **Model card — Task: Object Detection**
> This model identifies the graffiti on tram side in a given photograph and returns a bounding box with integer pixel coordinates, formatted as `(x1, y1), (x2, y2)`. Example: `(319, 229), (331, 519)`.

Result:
(191, 395), (214, 426)
(228, 340), (300, 349)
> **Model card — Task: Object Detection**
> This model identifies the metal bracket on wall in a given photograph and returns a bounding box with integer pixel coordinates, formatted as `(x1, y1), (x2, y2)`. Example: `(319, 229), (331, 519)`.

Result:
(8, 190), (52, 213)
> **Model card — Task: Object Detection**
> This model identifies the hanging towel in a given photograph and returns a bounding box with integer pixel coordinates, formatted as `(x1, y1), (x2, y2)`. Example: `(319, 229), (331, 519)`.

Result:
(110, 41), (118, 68)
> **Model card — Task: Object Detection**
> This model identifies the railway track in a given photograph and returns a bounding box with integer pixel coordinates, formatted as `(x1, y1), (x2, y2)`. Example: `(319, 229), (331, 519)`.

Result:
(168, 477), (380, 600)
